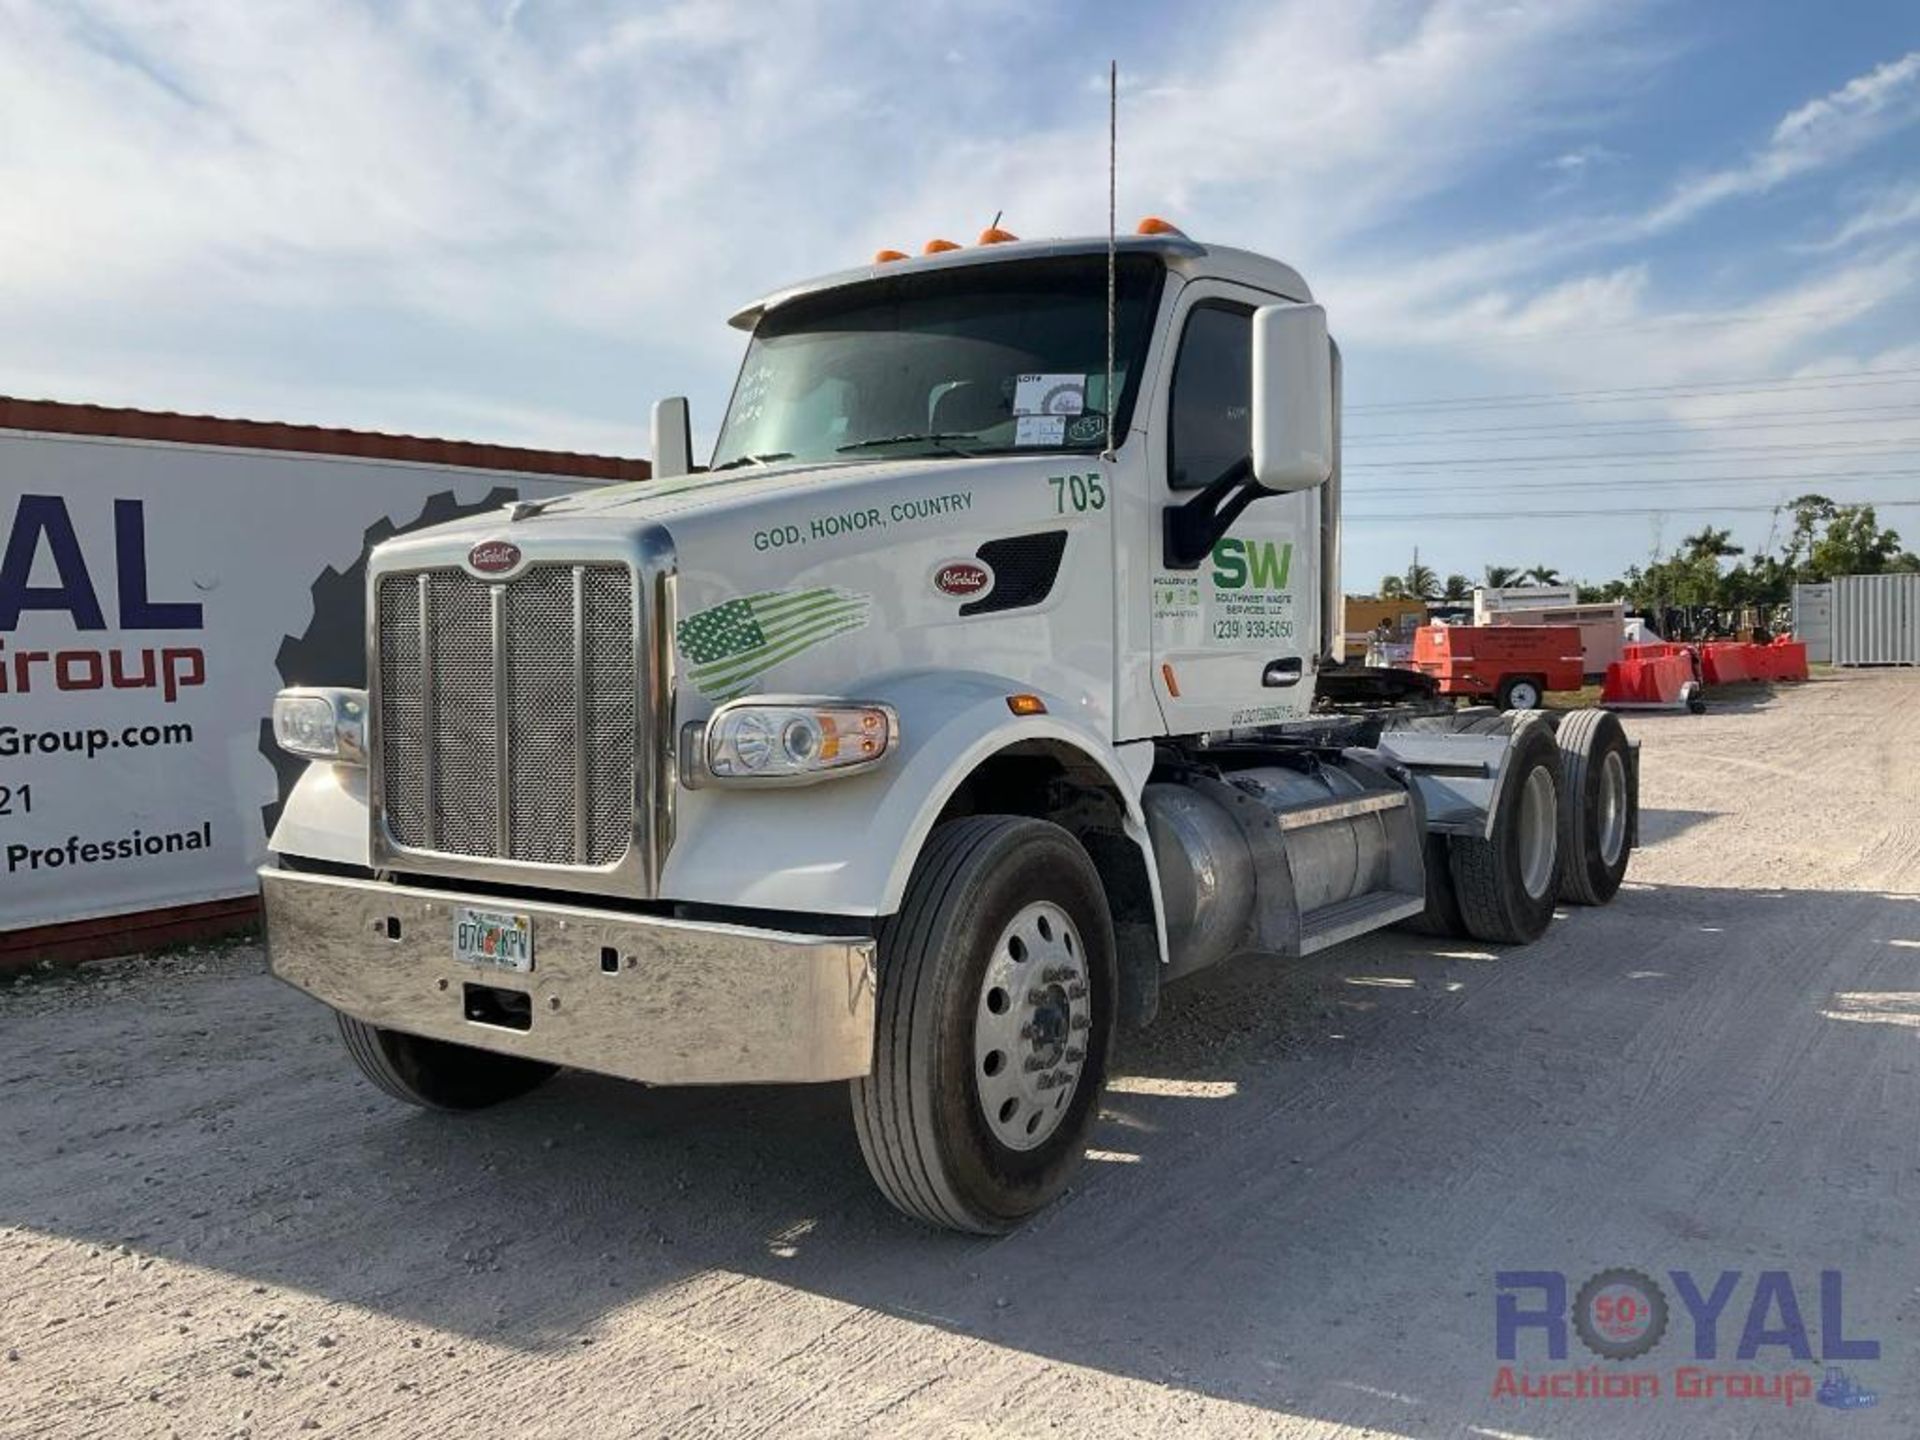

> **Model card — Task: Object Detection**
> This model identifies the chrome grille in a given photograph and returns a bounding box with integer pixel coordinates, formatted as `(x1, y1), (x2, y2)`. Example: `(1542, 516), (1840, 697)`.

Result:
(376, 563), (636, 867)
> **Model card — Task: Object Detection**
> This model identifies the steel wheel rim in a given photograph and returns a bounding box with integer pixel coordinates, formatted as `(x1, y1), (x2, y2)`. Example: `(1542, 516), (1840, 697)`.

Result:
(973, 900), (1091, 1152)
(1509, 681), (1541, 710)
(1597, 748), (1628, 868)
(1518, 765), (1558, 900)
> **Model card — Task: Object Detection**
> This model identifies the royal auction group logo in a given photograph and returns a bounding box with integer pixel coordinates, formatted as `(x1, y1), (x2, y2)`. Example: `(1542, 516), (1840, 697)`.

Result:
(1493, 1268), (1880, 1411)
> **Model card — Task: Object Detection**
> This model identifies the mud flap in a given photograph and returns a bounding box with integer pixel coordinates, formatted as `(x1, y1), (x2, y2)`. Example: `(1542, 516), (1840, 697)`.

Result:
(1372, 727), (1531, 841)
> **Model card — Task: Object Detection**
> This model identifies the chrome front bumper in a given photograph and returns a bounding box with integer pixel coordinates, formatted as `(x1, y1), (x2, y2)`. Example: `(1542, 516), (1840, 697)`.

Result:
(259, 868), (876, 1085)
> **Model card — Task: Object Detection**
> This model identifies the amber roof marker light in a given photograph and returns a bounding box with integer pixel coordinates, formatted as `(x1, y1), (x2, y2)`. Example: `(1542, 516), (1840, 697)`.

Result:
(873, 248), (909, 264)
(922, 238), (962, 254)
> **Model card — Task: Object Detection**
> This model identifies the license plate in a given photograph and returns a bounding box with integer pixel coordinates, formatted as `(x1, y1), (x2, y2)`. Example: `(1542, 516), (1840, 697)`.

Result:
(453, 907), (533, 973)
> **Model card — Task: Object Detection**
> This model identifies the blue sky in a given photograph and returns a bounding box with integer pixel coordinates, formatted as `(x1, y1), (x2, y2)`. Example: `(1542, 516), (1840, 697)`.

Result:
(2, 0), (1917, 588)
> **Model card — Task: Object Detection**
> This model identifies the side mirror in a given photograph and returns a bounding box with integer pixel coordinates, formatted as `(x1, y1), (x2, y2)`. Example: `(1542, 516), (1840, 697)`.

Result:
(650, 396), (693, 479)
(1250, 303), (1332, 493)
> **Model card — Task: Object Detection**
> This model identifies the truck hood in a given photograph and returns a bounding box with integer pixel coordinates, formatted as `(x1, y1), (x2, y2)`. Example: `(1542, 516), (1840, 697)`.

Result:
(381, 452), (1081, 548)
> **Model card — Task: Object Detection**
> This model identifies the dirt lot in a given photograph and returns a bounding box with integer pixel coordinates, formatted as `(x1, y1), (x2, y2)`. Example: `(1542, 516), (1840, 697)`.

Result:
(4, 669), (1917, 1439)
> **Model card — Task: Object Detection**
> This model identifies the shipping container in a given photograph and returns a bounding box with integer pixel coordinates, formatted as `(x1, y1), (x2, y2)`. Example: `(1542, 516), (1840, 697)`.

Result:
(1831, 573), (1920, 667)
(1791, 582), (1832, 664)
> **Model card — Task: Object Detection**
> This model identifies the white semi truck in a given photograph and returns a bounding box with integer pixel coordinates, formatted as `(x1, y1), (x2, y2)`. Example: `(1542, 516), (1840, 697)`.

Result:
(262, 223), (1637, 1233)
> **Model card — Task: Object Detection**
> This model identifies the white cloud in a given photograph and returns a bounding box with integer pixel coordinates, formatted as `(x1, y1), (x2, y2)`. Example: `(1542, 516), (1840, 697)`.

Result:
(1640, 50), (1920, 233)
(1804, 180), (1920, 252)
(1545, 144), (1619, 176)
(0, 0), (1659, 441)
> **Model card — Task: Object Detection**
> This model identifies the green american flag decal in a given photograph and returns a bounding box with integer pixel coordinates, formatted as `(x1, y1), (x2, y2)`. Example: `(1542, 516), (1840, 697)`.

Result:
(676, 587), (873, 700)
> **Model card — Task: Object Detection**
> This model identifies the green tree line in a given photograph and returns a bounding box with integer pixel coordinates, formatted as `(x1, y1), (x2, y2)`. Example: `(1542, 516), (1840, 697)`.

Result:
(1375, 496), (1919, 609)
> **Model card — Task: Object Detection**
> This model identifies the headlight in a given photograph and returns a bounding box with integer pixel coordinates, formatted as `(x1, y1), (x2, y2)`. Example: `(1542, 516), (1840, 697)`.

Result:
(685, 698), (898, 787)
(271, 688), (368, 764)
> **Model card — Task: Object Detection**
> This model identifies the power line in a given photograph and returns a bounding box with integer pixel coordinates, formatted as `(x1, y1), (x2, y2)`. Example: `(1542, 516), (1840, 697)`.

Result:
(1347, 403), (1920, 445)
(1346, 467), (1920, 498)
(1347, 440), (1920, 471)
(1440, 304), (1851, 342)
(1345, 498), (1920, 523)
(1347, 366), (1920, 415)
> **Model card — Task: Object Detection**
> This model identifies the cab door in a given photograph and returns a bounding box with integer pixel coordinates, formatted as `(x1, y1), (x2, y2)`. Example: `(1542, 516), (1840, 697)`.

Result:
(1148, 283), (1320, 733)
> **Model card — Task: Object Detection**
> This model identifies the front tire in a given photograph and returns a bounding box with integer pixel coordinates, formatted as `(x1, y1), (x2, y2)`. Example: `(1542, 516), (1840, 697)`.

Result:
(337, 1014), (557, 1110)
(851, 816), (1116, 1234)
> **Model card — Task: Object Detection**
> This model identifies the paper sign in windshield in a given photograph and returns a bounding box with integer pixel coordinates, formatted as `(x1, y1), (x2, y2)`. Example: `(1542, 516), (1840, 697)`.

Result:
(1015, 415), (1067, 446)
(1014, 374), (1086, 416)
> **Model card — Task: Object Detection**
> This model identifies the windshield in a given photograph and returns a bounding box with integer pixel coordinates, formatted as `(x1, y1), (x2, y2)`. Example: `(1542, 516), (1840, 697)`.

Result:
(711, 254), (1166, 469)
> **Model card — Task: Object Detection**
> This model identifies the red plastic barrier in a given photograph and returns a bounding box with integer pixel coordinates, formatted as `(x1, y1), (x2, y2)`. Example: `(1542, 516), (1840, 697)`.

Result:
(1602, 652), (1694, 706)
(1767, 638), (1809, 682)
(1624, 642), (1689, 662)
(1694, 640), (1807, 685)
(1701, 643), (1750, 685)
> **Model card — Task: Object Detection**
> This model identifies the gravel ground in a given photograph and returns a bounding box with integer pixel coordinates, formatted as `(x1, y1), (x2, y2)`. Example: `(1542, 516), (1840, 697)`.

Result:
(3, 668), (1917, 1439)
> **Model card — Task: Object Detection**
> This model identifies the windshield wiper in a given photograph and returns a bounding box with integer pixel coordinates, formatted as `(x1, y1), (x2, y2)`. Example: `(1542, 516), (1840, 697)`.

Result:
(836, 432), (979, 457)
(710, 451), (795, 472)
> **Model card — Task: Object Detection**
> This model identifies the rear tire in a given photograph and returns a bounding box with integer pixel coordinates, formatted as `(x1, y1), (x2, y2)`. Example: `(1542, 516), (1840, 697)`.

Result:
(1449, 722), (1563, 944)
(1399, 832), (1470, 938)
(851, 816), (1116, 1234)
(337, 1014), (557, 1111)
(1553, 708), (1634, 905)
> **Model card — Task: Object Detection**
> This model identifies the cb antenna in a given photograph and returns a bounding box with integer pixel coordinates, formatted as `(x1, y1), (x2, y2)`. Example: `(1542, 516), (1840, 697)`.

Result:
(1104, 59), (1117, 459)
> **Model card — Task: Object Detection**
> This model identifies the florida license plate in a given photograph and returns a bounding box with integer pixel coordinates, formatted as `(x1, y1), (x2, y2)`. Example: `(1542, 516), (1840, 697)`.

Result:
(453, 907), (533, 973)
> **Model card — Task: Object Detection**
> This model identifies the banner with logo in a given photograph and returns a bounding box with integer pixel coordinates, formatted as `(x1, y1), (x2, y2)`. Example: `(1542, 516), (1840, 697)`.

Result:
(0, 429), (603, 934)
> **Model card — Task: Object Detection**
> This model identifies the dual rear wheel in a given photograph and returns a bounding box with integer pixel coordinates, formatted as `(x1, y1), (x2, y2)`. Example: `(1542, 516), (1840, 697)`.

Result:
(1404, 707), (1634, 944)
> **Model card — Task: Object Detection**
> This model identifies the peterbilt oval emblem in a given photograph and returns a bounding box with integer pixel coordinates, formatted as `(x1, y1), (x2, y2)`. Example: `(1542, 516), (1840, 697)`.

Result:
(933, 560), (993, 599)
(468, 540), (522, 576)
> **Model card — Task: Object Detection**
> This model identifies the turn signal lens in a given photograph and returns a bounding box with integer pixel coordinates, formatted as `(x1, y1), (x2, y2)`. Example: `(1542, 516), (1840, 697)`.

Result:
(688, 699), (899, 786)
(271, 687), (368, 764)
(1136, 215), (1184, 236)
(1006, 693), (1048, 716)
(923, 238), (962, 254)
(873, 248), (909, 263)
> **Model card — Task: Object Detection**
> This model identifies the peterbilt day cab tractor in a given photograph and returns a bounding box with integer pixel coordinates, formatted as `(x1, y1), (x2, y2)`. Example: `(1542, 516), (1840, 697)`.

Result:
(263, 223), (1639, 1234)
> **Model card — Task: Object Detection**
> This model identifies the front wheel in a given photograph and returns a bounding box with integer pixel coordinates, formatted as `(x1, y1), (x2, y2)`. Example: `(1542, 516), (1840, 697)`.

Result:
(851, 816), (1116, 1234)
(337, 1014), (557, 1110)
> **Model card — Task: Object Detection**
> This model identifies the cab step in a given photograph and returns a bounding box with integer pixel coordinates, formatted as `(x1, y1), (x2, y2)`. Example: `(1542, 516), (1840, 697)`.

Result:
(1292, 890), (1426, 955)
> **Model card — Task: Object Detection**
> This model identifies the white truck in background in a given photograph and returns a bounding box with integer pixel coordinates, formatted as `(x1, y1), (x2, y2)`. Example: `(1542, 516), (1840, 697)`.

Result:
(261, 224), (1638, 1233)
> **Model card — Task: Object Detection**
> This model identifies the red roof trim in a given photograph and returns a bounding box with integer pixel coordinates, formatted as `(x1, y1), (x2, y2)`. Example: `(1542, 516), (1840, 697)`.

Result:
(0, 396), (650, 482)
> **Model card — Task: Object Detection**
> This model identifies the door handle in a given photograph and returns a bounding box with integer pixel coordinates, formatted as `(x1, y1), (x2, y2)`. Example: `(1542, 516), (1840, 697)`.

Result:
(1262, 657), (1304, 687)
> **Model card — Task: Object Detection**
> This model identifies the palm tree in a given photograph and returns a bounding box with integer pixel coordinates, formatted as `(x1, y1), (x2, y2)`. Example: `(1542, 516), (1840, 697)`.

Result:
(1404, 562), (1439, 600)
(1681, 525), (1744, 562)
(1378, 575), (1408, 599)
(1483, 564), (1521, 589)
(1524, 565), (1561, 586)
(1442, 573), (1472, 601)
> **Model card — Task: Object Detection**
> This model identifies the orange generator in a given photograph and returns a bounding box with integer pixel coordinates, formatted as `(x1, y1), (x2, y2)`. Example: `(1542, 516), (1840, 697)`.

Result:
(1411, 624), (1586, 710)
